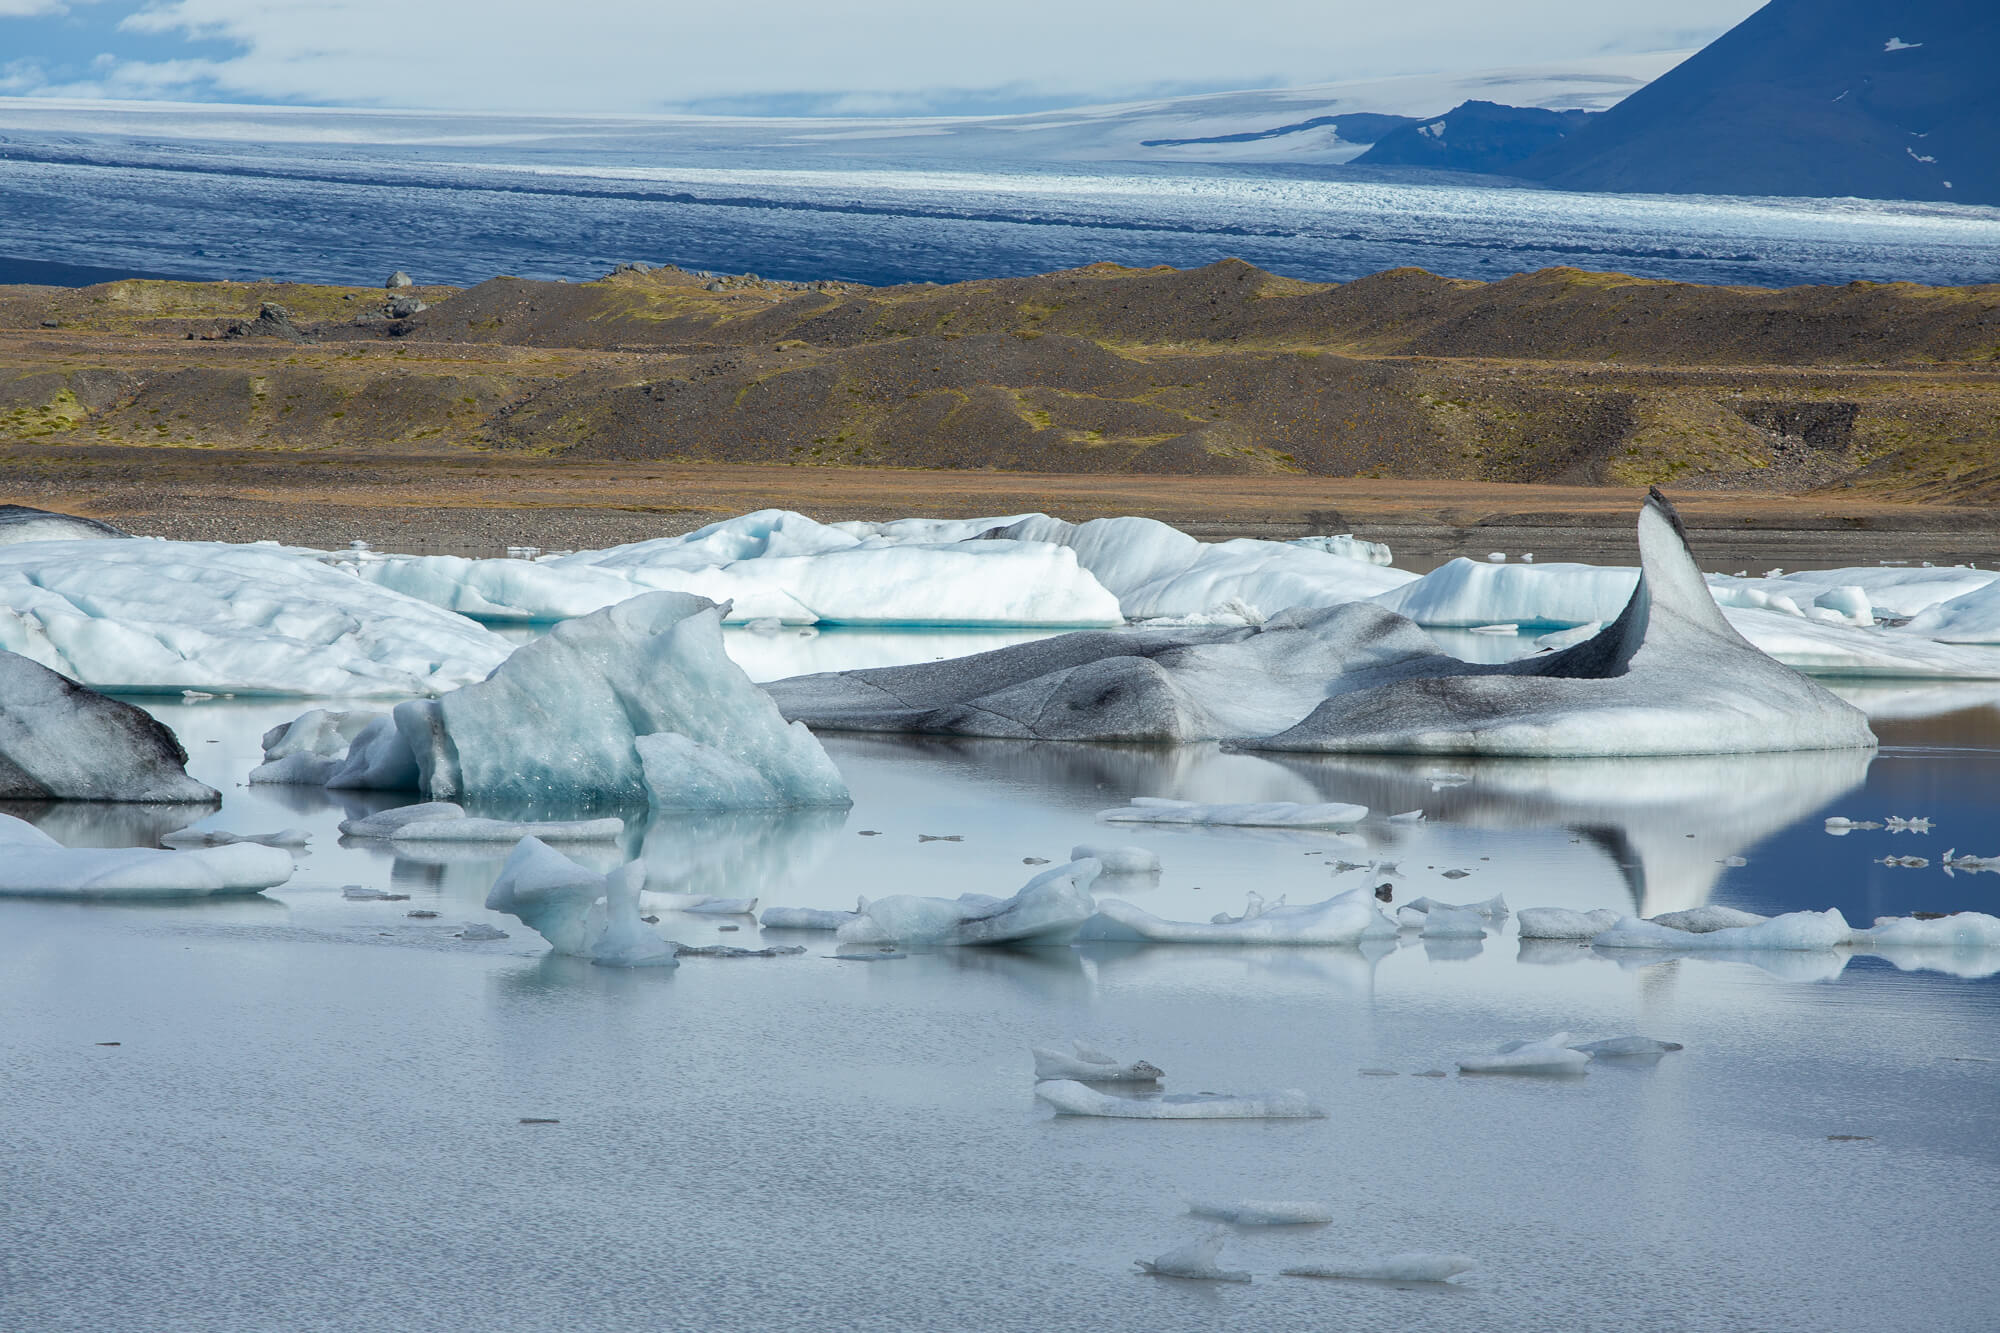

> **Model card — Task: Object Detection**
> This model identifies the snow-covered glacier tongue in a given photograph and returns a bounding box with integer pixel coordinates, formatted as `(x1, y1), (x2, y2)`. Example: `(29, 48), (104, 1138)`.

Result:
(0, 652), (218, 802)
(264, 591), (851, 809)
(0, 538), (510, 697)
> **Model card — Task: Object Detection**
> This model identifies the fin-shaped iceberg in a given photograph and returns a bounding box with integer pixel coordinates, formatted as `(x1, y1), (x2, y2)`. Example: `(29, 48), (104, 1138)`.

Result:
(0, 653), (217, 802)
(483, 837), (677, 967)
(0, 812), (293, 899)
(834, 859), (1099, 947)
(1077, 885), (1397, 945)
(1134, 1233), (1252, 1282)
(1031, 1039), (1163, 1083)
(1038, 1080), (1324, 1119)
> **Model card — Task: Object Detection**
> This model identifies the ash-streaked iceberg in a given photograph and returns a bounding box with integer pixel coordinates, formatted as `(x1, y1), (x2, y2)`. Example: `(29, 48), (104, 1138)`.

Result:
(0, 812), (293, 899)
(1038, 1080), (1325, 1119)
(483, 837), (676, 967)
(1, 652), (218, 803)
(834, 858), (1099, 947)
(1076, 885), (1396, 945)
(0, 539), (509, 696)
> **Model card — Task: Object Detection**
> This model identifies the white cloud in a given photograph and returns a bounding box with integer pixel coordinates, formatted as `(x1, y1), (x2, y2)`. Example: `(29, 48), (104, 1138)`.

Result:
(36, 1), (1763, 114)
(0, 1), (74, 15)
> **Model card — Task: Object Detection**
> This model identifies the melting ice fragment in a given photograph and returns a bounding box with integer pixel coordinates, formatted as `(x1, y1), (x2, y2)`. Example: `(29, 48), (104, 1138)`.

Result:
(834, 859), (1099, 947)
(1039, 1081), (1324, 1119)
(1134, 1232), (1252, 1282)
(160, 827), (311, 849)
(1030, 1039), (1163, 1083)
(1187, 1199), (1334, 1225)
(760, 900), (864, 930)
(1076, 885), (1397, 945)
(1458, 1032), (1591, 1075)
(0, 812), (293, 899)
(1569, 1036), (1684, 1057)
(483, 837), (678, 967)
(1069, 843), (1161, 874)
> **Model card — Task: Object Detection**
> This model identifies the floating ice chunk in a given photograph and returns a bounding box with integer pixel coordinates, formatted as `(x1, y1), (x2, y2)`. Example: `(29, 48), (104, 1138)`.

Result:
(1077, 885), (1397, 945)
(1188, 1199), (1334, 1225)
(1135, 1233), (1252, 1282)
(675, 942), (805, 958)
(1647, 906), (1769, 933)
(1855, 912), (2000, 950)
(835, 859), (1099, 947)
(1406, 894), (1508, 919)
(1876, 854), (1930, 868)
(1031, 1039), (1163, 1083)
(339, 803), (624, 843)
(1570, 1036), (1684, 1057)
(1039, 1080), (1324, 1119)
(1726, 608), (2000, 680)
(0, 812), (293, 899)
(342, 884), (408, 901)
(760, 901), (863, 930)
(1419, 907), (1488, 939)
(387, 592), (850, 809)
(1069, 843), (1161, 874)
(1459, 1032), (1591, 1075)
(1884, 815), (1934, 833)
(1388, 809), (1426, 824)
(483, 838), (678, 967)
(1593, 909), (1852, 951)
(1485, 552), (1508, 564)
(250, 709), (398, 786)
(457, 923), (509, 941)
(638, 891), (757, 916)
(1941, 849), (2000, 874)
(1824, 816), (1883, 834)
(0, 539), (509, 696)
(1718, 855), (1748, 867)
(1281, 1253), (1477, 1282)
(1518, 907), (1623, 939)
(1902, 576), (2000, 644)
(0, 652), (217, 802)
(1099, 798), (1368, 829)
(161, 827), (311, 849)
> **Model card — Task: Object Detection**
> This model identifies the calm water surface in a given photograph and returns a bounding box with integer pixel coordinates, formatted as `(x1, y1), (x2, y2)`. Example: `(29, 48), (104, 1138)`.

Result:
(4, 630), (1997, 1332)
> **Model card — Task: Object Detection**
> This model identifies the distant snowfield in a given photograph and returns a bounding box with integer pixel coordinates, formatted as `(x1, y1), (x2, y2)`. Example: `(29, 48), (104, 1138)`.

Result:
(0, 54), (1688, 166)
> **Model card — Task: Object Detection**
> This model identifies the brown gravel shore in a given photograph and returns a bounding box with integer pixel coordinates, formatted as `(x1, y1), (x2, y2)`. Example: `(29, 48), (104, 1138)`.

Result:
(5, 445), (1996, 571)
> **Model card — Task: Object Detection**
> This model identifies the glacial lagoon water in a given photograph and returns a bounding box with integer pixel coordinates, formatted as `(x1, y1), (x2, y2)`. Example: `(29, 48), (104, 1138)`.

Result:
(4, 628), (1999, 1331)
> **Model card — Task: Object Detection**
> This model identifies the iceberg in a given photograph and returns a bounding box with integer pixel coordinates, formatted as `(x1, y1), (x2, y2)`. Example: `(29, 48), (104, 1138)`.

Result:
(1187, 1199), (1334, 1225)
(760, 902), (863, 931)
(0, 504), (129, 545)
(1903, 579), (2000, 645)
(0, 812), (293, 899)
(339, 802), (624, 843)
(1134, 1234), (1252, 1282)
(1, 652), (218, 802)
(341, 509), (1124, 626)
(1518, 907), (1622, 940)
(1098, 798), (1368, 828)
(1724, 608), (2000, 680)
(1038, 1080), (1325, 1118)
(250, 709), (418, 789)
(269, 592), (851, 809)
(1592, 908), (1852, 951)
(1404, 894), (1508, 918)
(1069, 843), (1161, 874)
(1855, 912), (2000, 950)
(1031, 1039), (1163, 1083)
(483, 838), (677, 967)
(1247, 491), (1879, 757)
(0, 539), (509, 696)
(834, 859), (1099, 947)
(1075, 886), (1397, 945)
(1280, 1253), (1478, 1282)
(1458, 1033), (1592, 1075)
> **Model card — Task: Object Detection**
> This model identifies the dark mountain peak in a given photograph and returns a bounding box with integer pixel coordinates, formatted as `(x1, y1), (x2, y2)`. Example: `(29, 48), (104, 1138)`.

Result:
(1351, 100), (1595, 176)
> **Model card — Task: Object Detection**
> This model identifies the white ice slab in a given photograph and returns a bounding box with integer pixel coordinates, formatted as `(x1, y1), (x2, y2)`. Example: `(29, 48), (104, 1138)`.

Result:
(0, 812), (293, 899)
(835, 858), (1099, 947)
(1076, 886), (1397, 945)
(1038, 1080), (1325, 1118)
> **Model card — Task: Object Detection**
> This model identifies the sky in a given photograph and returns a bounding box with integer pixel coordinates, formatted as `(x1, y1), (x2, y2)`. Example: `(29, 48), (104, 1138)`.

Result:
(0, 1), (1764, 116)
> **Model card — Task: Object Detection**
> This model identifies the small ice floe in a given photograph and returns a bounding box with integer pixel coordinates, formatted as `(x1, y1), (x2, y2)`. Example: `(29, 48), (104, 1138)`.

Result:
(1070, 844), (1161, 875)
(1718, 855), (1748, 867)
(1594, 909), (1852, 951)
(1467, 624), (1519, 635)
(638, 891), (757, 916)
(1884, 816), (1934, 833)
(0, 813), (295, 900)
(1077, 886), (1397, 946)
(162, 828), (312, 850)
(1824, 817), (1884, 835)
(1458, 1033), (1591, 1075)
(1570, 1036), (1684, 1058)
(340, 802), (624, 843)
(1023, 856), (1050, 865)
(1099, 798), (1367, 829)
(1518, 907), (1622, 940)
(1031, 1039), (1163, 1083)
(1876, 855), (1931, 869)
(1942, 849), (2000, 874)
(760, 900), (863, 930)
(1405, 894), (1508, 919)
(1417, 908), (1488, 940)
(484, 838), (678, 968)
(1135, 1233), (1251, 1282)
(342, 885), (409, 901)
(1280, 1253), (1477, 1283)
(1441, 868), (1471, 879)
(1388, 809), (1426, 824)
(835, 859), (1099, 947)
(1037, 1081), (1325, 1119)
(1428, 772), (1472, 791)
(1485, 552), (1508, 563)
(674, 943), (806, 958)
(1187, 1199), (1334, 1226)
(1854, 911), (2000, 950)
(1647, 906), (1769, 933)
(457, 923), (509, 941)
